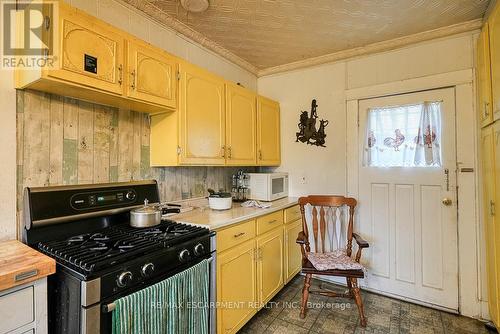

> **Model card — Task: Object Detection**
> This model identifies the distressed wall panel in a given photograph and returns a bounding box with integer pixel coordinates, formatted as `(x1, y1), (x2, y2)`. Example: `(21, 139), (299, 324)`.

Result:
(17, 90), (254, 235)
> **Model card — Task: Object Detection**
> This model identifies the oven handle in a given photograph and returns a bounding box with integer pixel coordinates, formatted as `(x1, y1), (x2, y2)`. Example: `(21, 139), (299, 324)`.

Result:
(102, 257), (214, 314)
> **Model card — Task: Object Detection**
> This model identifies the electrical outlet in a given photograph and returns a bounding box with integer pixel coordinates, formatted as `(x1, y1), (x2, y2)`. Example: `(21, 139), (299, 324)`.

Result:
(300, 175), (307, 184)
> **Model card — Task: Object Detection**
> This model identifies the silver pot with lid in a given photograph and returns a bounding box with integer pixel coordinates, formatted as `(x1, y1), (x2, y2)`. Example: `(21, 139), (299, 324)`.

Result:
(130, 199), (162, 228)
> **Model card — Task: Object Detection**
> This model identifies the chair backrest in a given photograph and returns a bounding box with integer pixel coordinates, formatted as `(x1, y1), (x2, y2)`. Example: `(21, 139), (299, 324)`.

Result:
(298, 195), (357, 256)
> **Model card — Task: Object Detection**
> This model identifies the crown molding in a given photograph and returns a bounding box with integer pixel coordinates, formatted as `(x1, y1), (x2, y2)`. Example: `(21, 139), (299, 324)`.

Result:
(120, 0), (259, 75)
(119, 1), (483, 79)
(258, 19), (483, 77)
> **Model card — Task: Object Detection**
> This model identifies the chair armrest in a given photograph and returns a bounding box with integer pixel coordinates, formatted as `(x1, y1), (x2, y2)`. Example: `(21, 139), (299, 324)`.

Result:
(353, 233), (369, 248)
(296, 231), (307, 245)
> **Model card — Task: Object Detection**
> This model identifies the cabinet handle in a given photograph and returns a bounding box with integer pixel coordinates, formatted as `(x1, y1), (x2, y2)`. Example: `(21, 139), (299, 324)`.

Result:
(130, 70), (136, 90)
(233, 232), (245, 238)
(118, 65), (123, 86)
(221, 145), (226, 158)
(491, 200), (496, 216)
(15, 269), (38, 282)
(485, 102), (490, 118)
(259, 150), (262, 160)
(228, 147), (232, 159)
(268, 219), (278, 224)
(44, 16), (51, 30)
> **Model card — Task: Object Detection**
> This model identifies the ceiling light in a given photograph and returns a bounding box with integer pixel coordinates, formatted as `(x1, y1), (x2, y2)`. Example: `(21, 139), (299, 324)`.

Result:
(180, 0), (209, 13)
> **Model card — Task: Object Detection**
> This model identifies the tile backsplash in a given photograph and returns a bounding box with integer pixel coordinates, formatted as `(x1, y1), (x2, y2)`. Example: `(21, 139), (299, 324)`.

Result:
(16, 89), (254, 235)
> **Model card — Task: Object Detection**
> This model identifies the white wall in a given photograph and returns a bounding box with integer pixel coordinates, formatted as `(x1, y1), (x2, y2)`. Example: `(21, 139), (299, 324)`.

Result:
(258, 32), (483, 319)
(258, 63), (347, 196)
(0, 0), (257, 241)
(0, 62), (17, 241)
(258, 33), (474, 197)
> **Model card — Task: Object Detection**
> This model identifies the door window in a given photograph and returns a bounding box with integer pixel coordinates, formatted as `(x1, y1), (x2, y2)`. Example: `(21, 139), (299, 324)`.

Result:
(363, 101), (442, 167)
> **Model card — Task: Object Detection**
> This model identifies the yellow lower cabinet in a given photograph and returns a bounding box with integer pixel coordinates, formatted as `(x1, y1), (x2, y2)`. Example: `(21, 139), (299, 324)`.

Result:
(284, 220), (302, 283)
(256, 226), (284, 305)
(217, 239), (257, 334)
(482, 125), (499, 326)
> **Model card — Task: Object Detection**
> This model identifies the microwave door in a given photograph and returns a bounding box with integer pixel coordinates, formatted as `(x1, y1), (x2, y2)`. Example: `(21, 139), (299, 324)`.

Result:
(271, 177), (284, 197)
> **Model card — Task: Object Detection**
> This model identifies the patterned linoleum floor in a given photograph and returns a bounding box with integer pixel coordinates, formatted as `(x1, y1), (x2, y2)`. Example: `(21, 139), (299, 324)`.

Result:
(238, 275), (492, 334)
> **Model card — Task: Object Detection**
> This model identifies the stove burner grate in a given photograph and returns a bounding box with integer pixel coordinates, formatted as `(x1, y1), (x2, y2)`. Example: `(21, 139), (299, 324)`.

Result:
(37, 228), (159, 274)
(116, 220), (209, 246)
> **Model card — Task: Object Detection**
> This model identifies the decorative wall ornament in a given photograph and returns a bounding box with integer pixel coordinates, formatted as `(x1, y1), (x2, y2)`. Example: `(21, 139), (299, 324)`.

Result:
(296, 99), (329, 147)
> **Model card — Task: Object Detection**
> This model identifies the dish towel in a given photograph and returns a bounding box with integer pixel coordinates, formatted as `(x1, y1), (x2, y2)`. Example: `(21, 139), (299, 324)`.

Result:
(112, 259), (210, 334)
(241, 200), (272, 209)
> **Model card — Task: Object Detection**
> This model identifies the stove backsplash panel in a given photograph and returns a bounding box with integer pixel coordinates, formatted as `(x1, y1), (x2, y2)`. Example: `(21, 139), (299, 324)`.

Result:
(16, 90), (256, 236)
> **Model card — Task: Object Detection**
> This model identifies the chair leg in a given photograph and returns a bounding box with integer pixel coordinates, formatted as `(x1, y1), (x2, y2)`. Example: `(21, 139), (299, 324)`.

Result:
(300, 273), (312, 319)
(350, 278), (367, 327)
(346, 277), (353, 297)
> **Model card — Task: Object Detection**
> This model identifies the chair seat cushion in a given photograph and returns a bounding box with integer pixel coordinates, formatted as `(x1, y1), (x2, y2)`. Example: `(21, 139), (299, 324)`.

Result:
(306, 249), (365, 271)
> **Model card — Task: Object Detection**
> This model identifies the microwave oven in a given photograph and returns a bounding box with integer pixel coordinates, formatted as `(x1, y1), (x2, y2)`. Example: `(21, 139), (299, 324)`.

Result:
(246, 172), (289, 201)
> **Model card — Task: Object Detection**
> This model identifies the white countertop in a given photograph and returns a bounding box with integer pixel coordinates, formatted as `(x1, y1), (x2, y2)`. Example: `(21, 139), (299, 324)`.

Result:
(169, 197), (299, 230)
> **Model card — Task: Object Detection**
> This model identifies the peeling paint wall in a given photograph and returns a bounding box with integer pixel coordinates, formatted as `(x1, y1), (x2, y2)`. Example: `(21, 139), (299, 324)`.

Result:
(16, 90), (253, 236)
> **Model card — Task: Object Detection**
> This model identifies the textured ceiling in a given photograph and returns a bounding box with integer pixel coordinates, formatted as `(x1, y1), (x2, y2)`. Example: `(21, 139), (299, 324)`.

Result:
(128, 0), (490, 70)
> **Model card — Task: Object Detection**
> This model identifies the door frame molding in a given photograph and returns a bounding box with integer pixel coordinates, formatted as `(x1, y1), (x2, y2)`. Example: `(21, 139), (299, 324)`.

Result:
(345, 69), (483, 318)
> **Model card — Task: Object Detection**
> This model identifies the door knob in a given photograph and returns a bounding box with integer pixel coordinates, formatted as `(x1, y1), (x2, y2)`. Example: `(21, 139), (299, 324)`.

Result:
(442, 198), (452, 206)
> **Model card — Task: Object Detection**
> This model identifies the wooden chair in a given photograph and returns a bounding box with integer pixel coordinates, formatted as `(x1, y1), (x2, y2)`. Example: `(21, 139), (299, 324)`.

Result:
(296, 195), (369, 327)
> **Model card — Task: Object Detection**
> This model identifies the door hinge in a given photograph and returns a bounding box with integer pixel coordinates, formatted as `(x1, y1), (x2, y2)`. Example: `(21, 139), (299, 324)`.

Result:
(177, 71), (181, 81)
(176, 146), (182, 155)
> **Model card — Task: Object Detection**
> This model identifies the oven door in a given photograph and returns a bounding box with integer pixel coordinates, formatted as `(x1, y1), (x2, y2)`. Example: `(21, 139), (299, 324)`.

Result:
(97, 252), (216, 334)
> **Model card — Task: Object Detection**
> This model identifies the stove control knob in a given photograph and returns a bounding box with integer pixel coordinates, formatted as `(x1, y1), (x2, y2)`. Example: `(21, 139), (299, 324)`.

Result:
(179, 249), (191, 262)
(141, 263), (155, 277)
(117, 271), (133, 287)
(194, 243), (205, 256)
(125, 191), (136, 201)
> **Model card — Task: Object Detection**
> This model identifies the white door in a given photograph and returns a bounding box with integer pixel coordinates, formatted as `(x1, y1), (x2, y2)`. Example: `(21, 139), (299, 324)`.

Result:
(357, 88), (458, 311)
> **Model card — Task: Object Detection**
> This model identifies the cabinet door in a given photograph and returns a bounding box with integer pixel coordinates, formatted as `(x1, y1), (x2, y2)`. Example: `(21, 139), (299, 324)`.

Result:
(256, 227), (284, 304)
(126, 40), (177, 108)
(490, 7), (500, 120)
(478, 23), (494, 127)
(284, 220), (302, 283)
(481, 126), (499, 326)
(217, 240), (257, 334)
(257, 96), (281, 165)
(225, 84), (257, 165)
(179, 63), (226, 165)
(49, 6), (124, 95)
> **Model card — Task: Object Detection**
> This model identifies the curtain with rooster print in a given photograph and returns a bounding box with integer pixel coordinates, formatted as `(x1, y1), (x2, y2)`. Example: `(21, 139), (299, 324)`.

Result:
(363, 101), (442, 167)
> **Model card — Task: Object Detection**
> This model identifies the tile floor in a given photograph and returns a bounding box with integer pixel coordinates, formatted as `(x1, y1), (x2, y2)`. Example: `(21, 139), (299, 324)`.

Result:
(238, 275), (491, 334)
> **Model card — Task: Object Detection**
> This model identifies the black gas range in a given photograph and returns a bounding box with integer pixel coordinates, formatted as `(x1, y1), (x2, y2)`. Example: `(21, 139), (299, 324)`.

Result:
(23, 180), (216, 334)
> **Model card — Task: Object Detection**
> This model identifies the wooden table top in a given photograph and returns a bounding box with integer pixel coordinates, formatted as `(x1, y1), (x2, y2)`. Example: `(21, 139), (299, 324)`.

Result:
(0, 240), (56, 292)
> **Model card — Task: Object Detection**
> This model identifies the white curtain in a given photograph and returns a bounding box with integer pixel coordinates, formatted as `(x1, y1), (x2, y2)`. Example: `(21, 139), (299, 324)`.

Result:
(363, 101), (442, 167)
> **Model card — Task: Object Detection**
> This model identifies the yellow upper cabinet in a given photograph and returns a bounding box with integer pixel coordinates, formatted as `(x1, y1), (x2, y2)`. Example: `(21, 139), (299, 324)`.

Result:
(257, 96), (281, 166)
(126, 39), (177, 109)
(225, 84), (257, 165)
(15, 1), (175, 113)
(490, 5), (500, 121)
(478, 23), (494, 127)
(178, 62), (226, 165)
(48, 4), (124, 95)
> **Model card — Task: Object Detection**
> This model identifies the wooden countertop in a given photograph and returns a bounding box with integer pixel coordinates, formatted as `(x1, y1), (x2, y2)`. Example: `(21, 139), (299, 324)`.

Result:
(0, 240), (56, 292)
(170, 197), (299, 230)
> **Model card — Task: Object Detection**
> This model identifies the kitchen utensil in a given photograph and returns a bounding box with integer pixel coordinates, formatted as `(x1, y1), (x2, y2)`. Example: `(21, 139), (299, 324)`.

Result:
(207, 189), (233, 210)
(130, 199), (162, 227)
